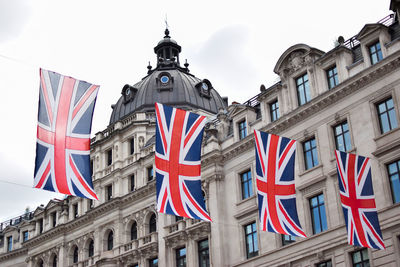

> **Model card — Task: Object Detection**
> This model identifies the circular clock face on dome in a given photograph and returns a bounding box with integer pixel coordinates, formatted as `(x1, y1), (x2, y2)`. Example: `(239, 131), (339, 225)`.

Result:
(202, 82), (209, 91)
(160, 75), (169, 84)
(125, 89), (131, 96)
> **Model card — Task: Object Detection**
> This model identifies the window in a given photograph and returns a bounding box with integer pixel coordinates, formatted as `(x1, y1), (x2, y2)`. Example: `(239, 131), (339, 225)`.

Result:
(369, 41), (383, 65)
(244, 222), (258, 259)
(23, 231), (29, 242)
(281, 234), (295, 246)
(377, 98), (398, 134)
(387, 160), (400, 203)
(175, 216), (183, 222)
(148, 166), (154, 181)
(73, 246), (79, 263)
(38, 260), (44, 267)
(310, 194), (328, 234)
(89, 199), (94, 209)
(198, 239), (210, 267)
(39, 218), (43, 233)
(88, 239), (94, 257)
(107, 231), (113, 250)
(176, 247), (186, 267)
(52, 255), (57, 267)
(90, 160), (94, 175)
(296, 73), (311, 106)
(317, 260), (332, 267)
(131, 222), (137, 240)
(149, 214), (157, 233)
(106, 184), (112, 201)
(130, 174), (135, 192)
(7, 236), (12, 252)
(107, 149), (112, 166)
(130, 137), (135, 155)
(52, 212), (57, 227)
(240, 170), (253, 200)
(238, 120), (247, 140)
(149, 258), (158, 267)
(270, 100), (280, 122)
(73, 204), (78, 218)
(351, 248), (369, 267)
(326, 66), (339, 89)
(334, 121), (351, 152)
(303, 138), (319, 170)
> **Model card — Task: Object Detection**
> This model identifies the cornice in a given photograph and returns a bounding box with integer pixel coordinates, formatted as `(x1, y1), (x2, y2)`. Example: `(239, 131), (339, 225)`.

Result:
(0, 247), (27, 261)
(221, 136), (254, 163)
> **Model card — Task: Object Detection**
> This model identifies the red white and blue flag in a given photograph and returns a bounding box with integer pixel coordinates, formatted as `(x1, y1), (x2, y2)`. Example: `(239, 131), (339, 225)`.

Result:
(254, 130), (306, 237)
(155, 103), (211, 221)
(34, 69), (99, 200)
(335, 150), (385, 249)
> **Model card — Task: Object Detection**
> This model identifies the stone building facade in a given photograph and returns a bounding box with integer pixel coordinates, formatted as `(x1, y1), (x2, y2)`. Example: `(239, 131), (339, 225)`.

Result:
(1, 2), (400, 266)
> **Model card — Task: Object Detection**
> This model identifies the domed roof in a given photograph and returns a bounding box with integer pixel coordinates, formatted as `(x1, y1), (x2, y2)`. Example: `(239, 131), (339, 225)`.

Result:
(109, 30), (227, 124)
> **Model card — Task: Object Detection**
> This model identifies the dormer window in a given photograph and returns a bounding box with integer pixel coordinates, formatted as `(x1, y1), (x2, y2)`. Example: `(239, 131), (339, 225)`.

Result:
(369, 41), (383, 65)
(122, 84), (137, 104)
(296, 73), (311, 106)
(156, 72), (173, 91)
(196, 79), (212, 98)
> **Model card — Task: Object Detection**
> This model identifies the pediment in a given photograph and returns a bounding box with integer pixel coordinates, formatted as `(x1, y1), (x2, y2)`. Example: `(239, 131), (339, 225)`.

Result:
(357, 23), (388, 40)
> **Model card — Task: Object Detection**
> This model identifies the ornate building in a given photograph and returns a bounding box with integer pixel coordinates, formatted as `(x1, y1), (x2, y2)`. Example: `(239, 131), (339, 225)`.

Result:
(1, 1), (400, 266)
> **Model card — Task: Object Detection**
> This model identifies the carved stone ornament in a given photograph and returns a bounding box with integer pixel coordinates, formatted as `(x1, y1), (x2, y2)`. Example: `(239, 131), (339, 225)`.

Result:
(288, 51), (305, 72)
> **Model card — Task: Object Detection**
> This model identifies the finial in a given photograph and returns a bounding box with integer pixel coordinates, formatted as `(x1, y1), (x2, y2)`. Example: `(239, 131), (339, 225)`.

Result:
(184, 59), (189, 68)
(147, 61), (152, 74)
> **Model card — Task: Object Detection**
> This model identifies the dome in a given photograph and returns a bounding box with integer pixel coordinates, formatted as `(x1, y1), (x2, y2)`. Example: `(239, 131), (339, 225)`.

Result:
(109, 29), (228, 124)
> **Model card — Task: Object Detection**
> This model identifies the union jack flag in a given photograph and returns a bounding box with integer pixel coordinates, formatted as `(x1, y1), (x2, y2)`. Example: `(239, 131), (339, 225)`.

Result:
(335, 150), (385, 249)
(254, 130), (306, 237)
(34, 69), (99, 200)
(155, 103), (211, 221)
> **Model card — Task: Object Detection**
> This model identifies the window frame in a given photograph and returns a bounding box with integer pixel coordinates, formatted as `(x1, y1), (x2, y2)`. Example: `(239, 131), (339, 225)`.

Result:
(376, 97), (398, 134)
(23, 231), (29, 242)
(129, 137), (135, 155)
(198, 239), (210, 267)
(326, 65), (339, 90)
(7, 236), (12, 252)
(240, 169), (253, 200)
(281, 234), (295, 246)
(106, 184), (113, 201)
(316, 260), (332, 267)
(238, 119), (247, 140)
(351, 248), (370, 267)
(106, 149), (112, 166)
(302, 137), (319, 170)
(309, 193), (328, 234)
(244, 221), (259, 259)
(175, 247), (187, 267)
(73, 246), (79, 263)
(333, 120), (352, 152)
(269, 99), (280, 122)
(387, 159), (400, 204)
(147, 166), (154, 181)
(130, 174), (135, 192)
(296, 73), (311, 106)
(368, 41), (383, 65)
(149, 214), (157, 233)
(88, 239), (94, 257)
(131, 221), (138, 240)
(107, 231), (114, 251)
(149, 258), (158, 267)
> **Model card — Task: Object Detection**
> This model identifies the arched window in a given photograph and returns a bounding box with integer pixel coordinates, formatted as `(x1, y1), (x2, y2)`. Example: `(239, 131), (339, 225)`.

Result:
(149, 214), (157, 233)
(52, 254), (57, 267)
(88, 239), (94, 257)
(73, 246), (79, 263)
(131, 222), (137, 240)
(107, 231), (113, 250)
(37, 259), (44, 267)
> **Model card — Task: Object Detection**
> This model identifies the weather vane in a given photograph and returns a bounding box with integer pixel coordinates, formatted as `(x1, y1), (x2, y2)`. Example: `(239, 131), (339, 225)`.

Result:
(165, 14), (169, 30)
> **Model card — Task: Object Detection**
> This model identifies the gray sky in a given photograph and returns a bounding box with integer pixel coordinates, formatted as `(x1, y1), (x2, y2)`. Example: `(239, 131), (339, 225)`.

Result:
(0, 0), (391, 222)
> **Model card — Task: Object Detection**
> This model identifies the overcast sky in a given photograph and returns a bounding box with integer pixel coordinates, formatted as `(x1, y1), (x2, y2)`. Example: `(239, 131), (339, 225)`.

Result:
(0, 0), (392, 222)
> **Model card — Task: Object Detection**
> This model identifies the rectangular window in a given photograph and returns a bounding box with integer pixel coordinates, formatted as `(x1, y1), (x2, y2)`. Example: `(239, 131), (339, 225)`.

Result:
(147, 166), (154, 181)
(369, 41), (383, 65)
(107, 149), (112, 166)
(90, 159), (94, 175)
(244, 222), (258, 259)
(377, 98), (398, 134)
(7, 236), (12, 252)
(238, 120), (247, 140)
(73, 204), (78, 218)
(39, 218), (43, 233)
(149, 258), (158, 267)
(23, 231), (29, 242)
(51, 212), (57, 227)
(269, 100), (280, 122)
(317, 260), (332, 267)
(106, 185), (113, 200)
(130, 138), (135, 155)
(326, 66), (339, 89)
(303, 137), (319, 170)
(296, 73), (311, 106)
(130, 174), (135, 192)
(334, 121), (352, 152)
(176, 247), (186, 267)
(89, 199), (94, 209)
(281, 234), (295, 246)
(198, 239), (210, 267)
(351, 248), (369, 267)
(387, 160), (400, 203)
(310, 194), (328, 234)
(240, 170), (253, 200)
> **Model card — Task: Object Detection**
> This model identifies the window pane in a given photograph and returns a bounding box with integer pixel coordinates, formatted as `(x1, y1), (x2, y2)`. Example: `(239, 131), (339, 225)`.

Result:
(389, 109), (398, 128)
